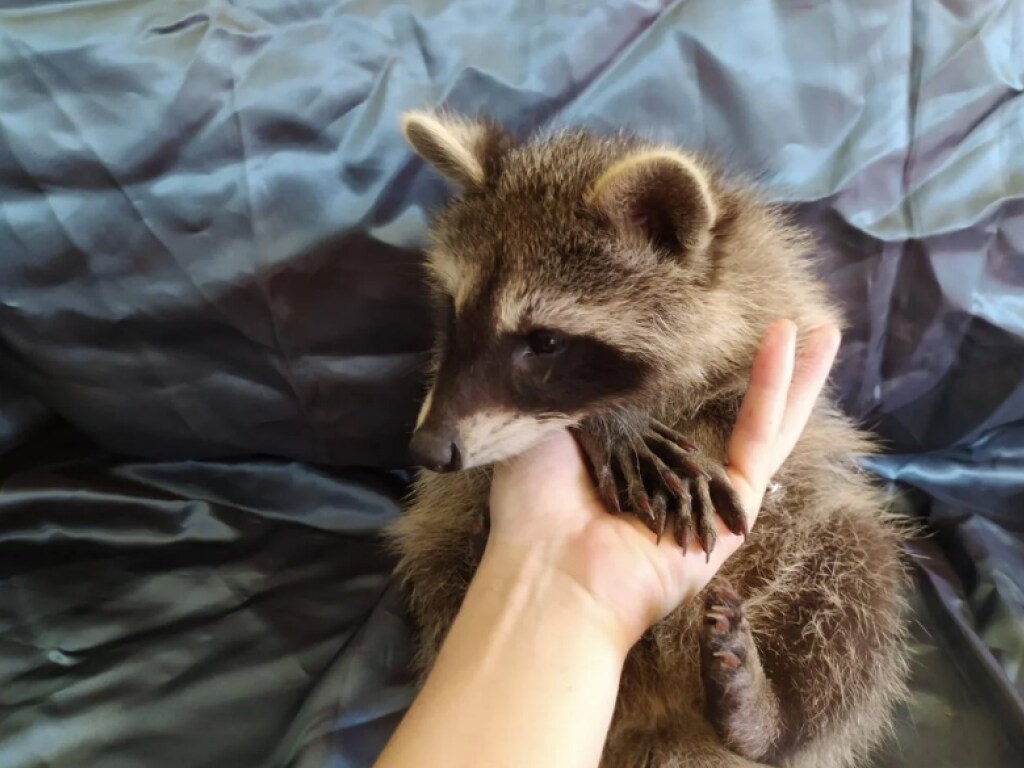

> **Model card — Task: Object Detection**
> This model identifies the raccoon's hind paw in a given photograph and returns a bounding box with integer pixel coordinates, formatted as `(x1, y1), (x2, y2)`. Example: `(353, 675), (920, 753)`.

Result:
(572, 418), (747, 557)
(702, 580), (748, 670)
(701, 582), (756, 720)
(700, 580), (783, 762)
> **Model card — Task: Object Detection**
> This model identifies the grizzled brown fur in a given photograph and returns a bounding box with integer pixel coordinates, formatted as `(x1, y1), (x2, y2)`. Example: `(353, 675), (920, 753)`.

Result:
(387, 111), (910, 768)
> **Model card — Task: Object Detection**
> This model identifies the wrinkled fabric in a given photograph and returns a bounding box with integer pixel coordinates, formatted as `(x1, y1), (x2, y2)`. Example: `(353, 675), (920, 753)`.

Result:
(0, 424), (414, 768)
(0, 0), (1022, 767)
(0, 376), (46, 455)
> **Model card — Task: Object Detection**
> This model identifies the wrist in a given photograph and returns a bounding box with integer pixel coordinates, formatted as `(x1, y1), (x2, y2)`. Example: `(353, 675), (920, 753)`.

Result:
(474, 538), (638, 660)
(381, 537), (628, 768)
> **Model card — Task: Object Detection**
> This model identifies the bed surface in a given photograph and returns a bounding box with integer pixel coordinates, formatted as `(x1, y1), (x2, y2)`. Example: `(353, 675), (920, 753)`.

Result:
(1, 2), (1022, 766)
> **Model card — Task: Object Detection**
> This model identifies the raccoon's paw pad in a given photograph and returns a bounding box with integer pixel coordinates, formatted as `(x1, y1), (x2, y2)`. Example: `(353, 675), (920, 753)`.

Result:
(701, 581), (751, 680)
(712, 649), (743, 669)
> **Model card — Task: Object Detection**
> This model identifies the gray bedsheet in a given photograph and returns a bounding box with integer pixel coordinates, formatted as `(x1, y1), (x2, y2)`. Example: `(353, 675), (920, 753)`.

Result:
(1, 1), (1021, 766)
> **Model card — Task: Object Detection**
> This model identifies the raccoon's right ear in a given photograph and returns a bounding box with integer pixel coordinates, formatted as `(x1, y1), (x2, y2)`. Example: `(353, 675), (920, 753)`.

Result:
(400, 110), (512, 190)
(586, 149), (718, 259)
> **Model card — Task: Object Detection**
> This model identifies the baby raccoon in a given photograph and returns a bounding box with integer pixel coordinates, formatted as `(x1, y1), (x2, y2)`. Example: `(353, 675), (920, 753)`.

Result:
(388, 110), (910, 768)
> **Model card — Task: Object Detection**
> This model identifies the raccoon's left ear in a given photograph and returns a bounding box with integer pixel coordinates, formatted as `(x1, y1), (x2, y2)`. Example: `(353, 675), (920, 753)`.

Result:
(586, 150), (718, 259)
(400, 110), (512, 190)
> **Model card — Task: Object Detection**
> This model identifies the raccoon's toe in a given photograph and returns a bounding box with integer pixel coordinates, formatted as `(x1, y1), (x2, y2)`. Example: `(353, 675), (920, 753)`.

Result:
(573, 417), (747, 555)
(669, 484), (692, 550)
(671, 454), (747, 557)
(701, 581), (752, 683)
(703, 581), (744, 631)
(646, 440), (746, 557)
(700, 459), (748, 541)
(573, 422), (621, 514)
(615, 444), (655, 524)
(650, 490), (669, 539)
(650, 419), (697, 452)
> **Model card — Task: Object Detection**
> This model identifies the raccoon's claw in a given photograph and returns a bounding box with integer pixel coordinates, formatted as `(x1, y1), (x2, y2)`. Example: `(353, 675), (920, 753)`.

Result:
(574, 424), (622, 515)
(615, 445), (655, 523)
(651, 420), (698, 453)
(573, 418), (748, 558)
(648, 425), (748, 547)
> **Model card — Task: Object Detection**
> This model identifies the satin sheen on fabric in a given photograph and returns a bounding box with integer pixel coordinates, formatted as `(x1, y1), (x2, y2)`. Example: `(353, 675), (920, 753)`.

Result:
(0, 1), (1022, 766)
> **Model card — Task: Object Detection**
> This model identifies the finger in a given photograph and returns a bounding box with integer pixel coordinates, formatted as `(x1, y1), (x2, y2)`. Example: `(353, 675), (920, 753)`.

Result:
(725, 320), (797, 508)
(770, 324), (841, 477)
(502, 428), (580, 480)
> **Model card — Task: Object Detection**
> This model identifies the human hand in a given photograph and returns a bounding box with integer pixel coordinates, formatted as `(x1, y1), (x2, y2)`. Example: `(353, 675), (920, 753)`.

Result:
(485, 320), (841, 650)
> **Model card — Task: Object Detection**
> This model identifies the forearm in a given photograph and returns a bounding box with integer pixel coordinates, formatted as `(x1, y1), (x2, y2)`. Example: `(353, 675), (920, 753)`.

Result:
(374, 543), (628, 768)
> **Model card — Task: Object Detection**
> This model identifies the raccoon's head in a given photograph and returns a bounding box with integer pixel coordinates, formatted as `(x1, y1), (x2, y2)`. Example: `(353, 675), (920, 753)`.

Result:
(400, 111), (783, 472)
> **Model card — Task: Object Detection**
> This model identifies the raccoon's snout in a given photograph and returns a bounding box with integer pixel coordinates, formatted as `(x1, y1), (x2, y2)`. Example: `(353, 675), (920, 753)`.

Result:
(409, 427), (463, 473)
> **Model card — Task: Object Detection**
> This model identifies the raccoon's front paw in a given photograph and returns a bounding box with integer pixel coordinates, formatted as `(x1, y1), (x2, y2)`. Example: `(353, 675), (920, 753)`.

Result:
(572, 418), (747, 557)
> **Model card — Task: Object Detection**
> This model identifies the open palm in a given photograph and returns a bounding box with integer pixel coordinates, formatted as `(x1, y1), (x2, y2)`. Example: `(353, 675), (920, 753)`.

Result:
(487, 321), (841, 644)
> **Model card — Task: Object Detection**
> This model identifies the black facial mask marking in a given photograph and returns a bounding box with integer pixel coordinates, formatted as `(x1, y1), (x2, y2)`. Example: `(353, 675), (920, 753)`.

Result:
(426, 322), (650, 426)
(506, 330), (649, 412)
(423, 255), (650, 429)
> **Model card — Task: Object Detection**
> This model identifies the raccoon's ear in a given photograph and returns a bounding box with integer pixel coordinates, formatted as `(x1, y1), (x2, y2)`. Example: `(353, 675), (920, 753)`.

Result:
(586, 150), (718, 258)
(400, 110), (511, 190)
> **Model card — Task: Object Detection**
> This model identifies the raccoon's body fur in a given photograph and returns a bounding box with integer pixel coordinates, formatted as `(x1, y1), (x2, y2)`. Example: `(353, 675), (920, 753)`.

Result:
(388, 112), (910, 768)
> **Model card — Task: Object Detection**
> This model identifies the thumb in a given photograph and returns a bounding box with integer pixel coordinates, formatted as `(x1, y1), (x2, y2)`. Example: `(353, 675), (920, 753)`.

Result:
(496, 428), (587, 491)
(490, 428), (599, 524)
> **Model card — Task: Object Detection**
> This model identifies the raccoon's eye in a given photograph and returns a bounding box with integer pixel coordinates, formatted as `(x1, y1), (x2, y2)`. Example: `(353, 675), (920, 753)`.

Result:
(525, 330), (566, 356)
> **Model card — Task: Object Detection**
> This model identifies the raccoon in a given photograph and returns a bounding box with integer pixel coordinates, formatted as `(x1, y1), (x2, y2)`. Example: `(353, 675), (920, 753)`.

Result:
(387, 110), (910, 768)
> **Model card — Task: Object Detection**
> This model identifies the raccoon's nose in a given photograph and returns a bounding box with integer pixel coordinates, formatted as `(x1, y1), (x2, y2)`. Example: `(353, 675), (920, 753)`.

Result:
(409, 428), (463, 473)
